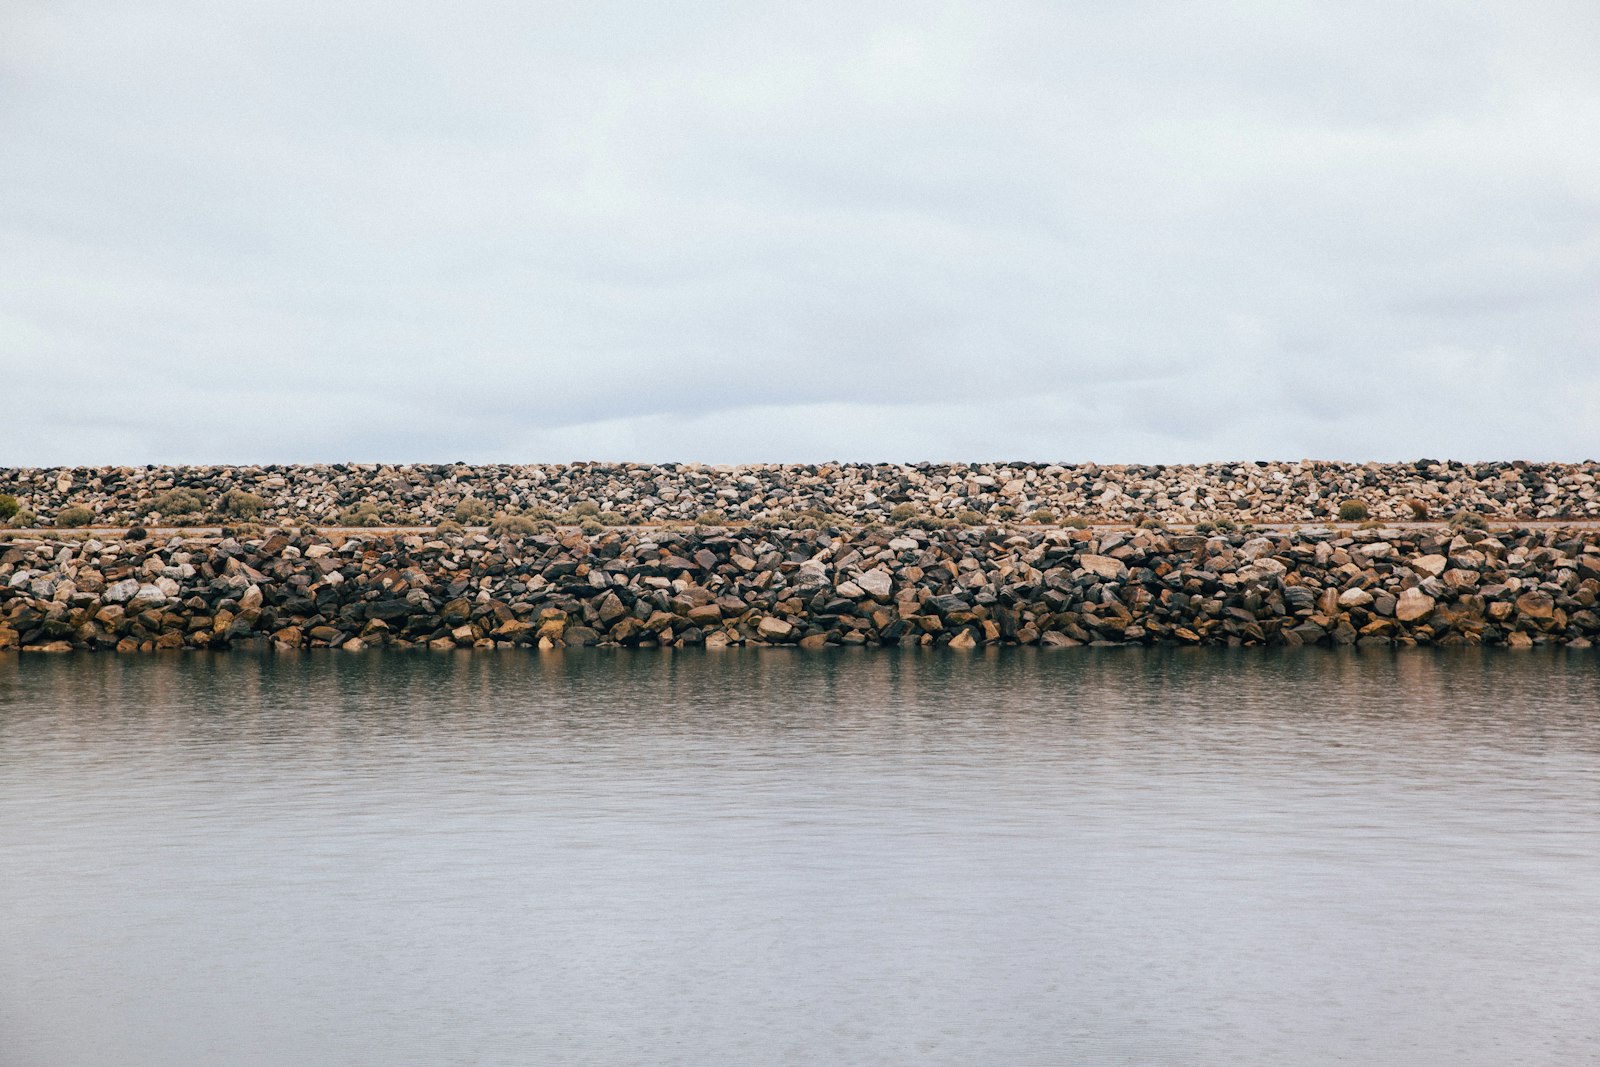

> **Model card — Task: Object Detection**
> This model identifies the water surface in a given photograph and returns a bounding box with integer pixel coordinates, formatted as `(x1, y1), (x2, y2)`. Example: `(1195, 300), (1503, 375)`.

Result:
(3, 649), (1598, 1065)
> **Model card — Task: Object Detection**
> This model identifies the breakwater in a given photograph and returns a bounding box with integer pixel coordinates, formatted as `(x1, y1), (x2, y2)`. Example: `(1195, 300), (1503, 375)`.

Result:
(4, 522), (1598, 653)
(4, 460), (1600, 529)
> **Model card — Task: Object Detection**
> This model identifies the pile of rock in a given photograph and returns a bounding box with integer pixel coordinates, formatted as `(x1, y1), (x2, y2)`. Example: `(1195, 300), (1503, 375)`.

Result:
(4, 523), (1597, 653)
(3, 460), (1599, 529)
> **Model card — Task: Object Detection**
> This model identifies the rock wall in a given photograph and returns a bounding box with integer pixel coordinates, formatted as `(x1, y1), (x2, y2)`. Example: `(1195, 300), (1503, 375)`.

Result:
(4, 523), (1598, 653)
(4, 460), (1600, 528)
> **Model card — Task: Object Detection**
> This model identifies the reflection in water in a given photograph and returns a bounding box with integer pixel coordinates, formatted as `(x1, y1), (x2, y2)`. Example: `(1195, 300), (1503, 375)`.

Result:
(2, 649), (1598, 1066)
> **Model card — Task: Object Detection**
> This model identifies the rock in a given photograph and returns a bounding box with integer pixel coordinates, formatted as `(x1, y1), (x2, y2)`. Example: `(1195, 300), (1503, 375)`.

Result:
(1396, 588), (1435, 622)
(1515, 592), (1555, 621)
(947, 629), (977, 649)
(1077, 554), (1126, 580)
(103, 578), (139, 603)
(757, 617), (795, 641)
(855, 569), (893, 600)
(1411, 554), (1449, 578)
(1338, 587), (1374, 608)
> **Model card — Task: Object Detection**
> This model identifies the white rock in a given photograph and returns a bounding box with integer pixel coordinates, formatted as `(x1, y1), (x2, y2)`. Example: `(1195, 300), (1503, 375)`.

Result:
(1396, 587), (1436, 622)
(1338, 587), (1374, 608)
(855, 569), (893, 600)
(104, 578), (139, 602)
(1077, 554), (1126, 580)
(1411, 554), (1448, 578)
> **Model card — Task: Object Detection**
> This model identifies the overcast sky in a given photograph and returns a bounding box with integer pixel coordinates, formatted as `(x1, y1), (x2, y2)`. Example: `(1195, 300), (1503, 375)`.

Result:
(2, 0), (1597, 466)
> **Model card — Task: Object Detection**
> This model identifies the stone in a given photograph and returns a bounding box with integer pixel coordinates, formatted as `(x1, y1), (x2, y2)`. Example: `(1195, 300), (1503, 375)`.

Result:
(1337, 587), (1374, 608)
(1395, 588), (1435, 622)
(1515, 592), (1555, 621)
(757, 616), (795, 640)
(1077, 554), (1126, 580)
(855, 569), (893, 600)
(1411, 554), (1449, 578)
(103, 578), (139, 603)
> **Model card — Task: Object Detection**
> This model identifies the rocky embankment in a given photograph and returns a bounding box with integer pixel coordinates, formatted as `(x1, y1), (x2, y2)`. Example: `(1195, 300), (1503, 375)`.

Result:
(4, 523), (1598, 653)
(4, 460), (1600, 529)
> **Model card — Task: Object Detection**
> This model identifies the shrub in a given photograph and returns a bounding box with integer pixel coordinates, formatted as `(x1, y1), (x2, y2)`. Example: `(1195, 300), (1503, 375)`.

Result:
(489, 512), (541, 538)
(1060, 515), (1089, 529)
(13, 508), (36, 528)
(597, 511), (626, 526)
(0, 493), (17, 520)
(56, 505), (94, 528)
(1195, 520), (1216, 534)
(1450, 510), (1488, 530)
(524, 505), (556, 521)
(224, 522), (265, 541)
(434, 519), (464, 536)
(695, 509), (728, 525)
(148, 488), (207, 518)
(579, 517), (605, 535)
(568, 501), (601, 517)
(889, 502), (919, 524)
(1030, 508), (1058, 524)
(994, 504), (1017, 520)
(454, 498), (491, 523)
(956, 509), (983, 526)
(1405, 498), (1430, 520)
(219, 489), (266, 518)
(338, 502), (384, 527)
(1337, 499), (1369, 521)
(1213, 517), (1238, 533)
(1138, 517), (1166, 530)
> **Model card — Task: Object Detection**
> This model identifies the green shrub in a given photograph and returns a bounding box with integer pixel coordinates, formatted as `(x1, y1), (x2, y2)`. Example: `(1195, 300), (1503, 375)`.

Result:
(338, 502), (384, 527)
(56, 505), (94, 528)
(1059, 516), (1089, 529)
(524, 505), (557, 521)
(1213, 517), (1238, 533)
(13, 508), (37, 528)
(569, 501), (601, 517)
(889, 502), (919, 524)
(219, 489), (266, 518)
(1195, 520), (1216, 533)
(454, 498), (491, 523)
(579, 517), (605, 535)
(597, 511), (626, 525)
(1138, 517), (1166, 530)
(695, 509), (728, 525)
(149, 488), (207, 518)
(1030, 508), (1057, 524)
(0, 493), (17, 520)
(434, 519), (464, 536)
(956, 509), (983, 525)
(994, 504), (1017, 520)
(1337, 499), (1369, 521)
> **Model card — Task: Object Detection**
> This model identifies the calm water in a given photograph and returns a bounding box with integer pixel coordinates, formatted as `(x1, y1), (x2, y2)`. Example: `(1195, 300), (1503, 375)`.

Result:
(2, 649), (1598, 1066)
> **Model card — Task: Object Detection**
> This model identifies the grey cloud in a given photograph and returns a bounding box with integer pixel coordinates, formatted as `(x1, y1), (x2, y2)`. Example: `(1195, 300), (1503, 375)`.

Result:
(2, 0), (1597, 465)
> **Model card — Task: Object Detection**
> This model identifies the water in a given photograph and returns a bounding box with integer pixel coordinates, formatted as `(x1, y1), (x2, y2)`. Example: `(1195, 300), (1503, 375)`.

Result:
(2, 649), (1598, 1066)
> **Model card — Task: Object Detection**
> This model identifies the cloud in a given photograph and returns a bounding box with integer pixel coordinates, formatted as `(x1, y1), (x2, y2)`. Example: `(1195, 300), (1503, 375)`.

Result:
(2, 0), (1597, 464)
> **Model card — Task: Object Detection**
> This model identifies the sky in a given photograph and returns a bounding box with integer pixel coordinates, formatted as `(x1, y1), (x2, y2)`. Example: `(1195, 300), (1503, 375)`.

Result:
(2, 0), (1597, 465)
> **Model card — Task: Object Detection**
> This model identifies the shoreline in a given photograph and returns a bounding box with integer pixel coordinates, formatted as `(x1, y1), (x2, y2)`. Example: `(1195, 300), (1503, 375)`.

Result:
(4, 520), (1597, 654)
